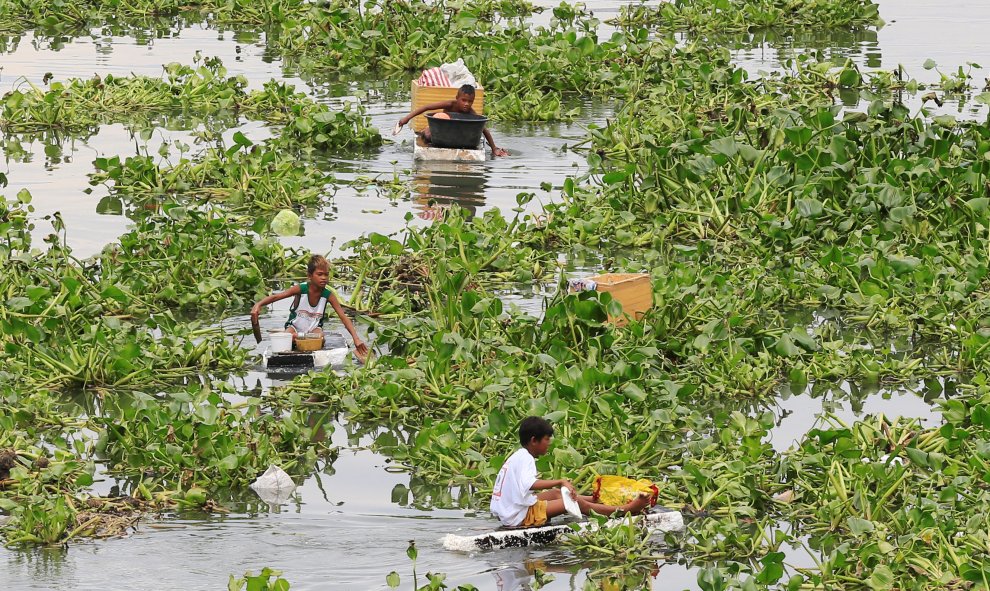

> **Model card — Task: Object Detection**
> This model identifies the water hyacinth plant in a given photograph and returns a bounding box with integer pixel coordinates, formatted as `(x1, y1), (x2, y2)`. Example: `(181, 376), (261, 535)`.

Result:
(7, 0), (990, 589)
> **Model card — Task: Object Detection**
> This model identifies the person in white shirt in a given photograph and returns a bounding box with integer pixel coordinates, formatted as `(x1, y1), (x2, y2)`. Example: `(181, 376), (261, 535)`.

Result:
(490, 416), (650, 527)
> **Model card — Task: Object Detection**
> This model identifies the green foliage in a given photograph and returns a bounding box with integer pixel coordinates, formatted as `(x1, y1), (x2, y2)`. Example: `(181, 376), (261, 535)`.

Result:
(95, 383), (335, 492)
(1, 59), (381, 150)
(614, 0), (883, 33)
(7, 2), (990, 590)
(228, 567), (292, 591)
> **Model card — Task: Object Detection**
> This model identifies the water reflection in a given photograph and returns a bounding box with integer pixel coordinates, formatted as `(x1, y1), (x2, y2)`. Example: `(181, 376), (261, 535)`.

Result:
(725, 28), (881, 70)
(768, 380), (944, 452)
(488, 550), (665, 591)
(411, 160), (489, 221)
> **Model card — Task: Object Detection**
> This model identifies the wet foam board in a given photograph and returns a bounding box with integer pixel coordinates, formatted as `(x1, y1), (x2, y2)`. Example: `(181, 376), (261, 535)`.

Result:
(441, 508), (684, 552)
(413, 136), (485, 162)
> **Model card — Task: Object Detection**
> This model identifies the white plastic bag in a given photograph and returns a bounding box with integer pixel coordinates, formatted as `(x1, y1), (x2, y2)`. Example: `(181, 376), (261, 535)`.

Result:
(312, 346), (350, 368)
(440, 58), (478, 88)
(250, 465), (296, 505)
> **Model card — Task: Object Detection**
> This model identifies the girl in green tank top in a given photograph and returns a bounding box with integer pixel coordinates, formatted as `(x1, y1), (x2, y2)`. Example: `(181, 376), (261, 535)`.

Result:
(250, 255), (369, 362)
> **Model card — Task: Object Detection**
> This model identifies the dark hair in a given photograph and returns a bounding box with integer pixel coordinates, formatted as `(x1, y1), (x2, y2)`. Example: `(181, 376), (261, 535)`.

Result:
(519, 416), (553, 446)
(307, 254), (329, 274)
(457, 84), (476, 96)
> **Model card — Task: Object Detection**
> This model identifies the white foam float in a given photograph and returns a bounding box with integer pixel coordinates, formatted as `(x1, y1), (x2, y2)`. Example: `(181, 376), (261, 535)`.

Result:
(442, 509), (684, 552)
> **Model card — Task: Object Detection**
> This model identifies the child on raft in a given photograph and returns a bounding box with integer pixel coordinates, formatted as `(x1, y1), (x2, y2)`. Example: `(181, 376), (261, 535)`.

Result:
(251, 254), (369, 362)
(397, 84), (509, 157)
(490, 416), (651, 527)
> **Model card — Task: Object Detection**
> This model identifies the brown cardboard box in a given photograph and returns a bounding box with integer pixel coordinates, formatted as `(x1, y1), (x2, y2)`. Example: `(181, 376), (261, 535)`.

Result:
(579, 273), (653, 326)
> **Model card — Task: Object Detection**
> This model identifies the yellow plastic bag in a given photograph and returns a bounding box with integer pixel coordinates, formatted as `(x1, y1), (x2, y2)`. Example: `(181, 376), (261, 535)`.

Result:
(593, 475), (658, 507)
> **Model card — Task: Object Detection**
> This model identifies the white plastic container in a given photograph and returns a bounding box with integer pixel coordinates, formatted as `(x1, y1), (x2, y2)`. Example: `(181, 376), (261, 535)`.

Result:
(270, 331), (292, 353)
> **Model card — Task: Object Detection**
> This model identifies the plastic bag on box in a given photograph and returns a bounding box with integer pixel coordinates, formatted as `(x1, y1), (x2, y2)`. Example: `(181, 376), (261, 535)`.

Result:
(593, 475), (658, 507)
(440, 58), (478, 88)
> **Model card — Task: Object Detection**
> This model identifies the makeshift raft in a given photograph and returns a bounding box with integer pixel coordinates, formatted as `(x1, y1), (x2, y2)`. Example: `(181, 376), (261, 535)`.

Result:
(442, 508), (684, 552)
(413, 136), (485, 162)
(263, 333), (349, 371)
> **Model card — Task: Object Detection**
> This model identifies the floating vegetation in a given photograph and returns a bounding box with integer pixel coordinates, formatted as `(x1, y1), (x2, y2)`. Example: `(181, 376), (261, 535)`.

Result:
(97, 383), (336, 492)
(229, 567), (293, 591)
(7, 0), (990, 589)
(90, 143), (335, 215)
(1, 58), (381, 148)
(613, 0), (883, 33)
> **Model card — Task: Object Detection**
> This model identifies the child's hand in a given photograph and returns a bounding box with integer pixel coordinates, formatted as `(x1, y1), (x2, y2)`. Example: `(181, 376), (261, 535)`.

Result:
(492, 147), (509, 157)
(560, 480), (578, 497)
(354, 340), (370, 363)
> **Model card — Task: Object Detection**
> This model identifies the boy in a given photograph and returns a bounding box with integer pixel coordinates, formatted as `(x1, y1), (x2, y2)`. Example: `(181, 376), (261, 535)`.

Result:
(397, 84), (509, 157)
(490, 416), (650, 527)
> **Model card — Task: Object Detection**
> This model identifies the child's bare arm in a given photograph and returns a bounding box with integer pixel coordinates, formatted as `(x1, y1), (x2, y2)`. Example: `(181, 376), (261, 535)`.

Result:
(251, 285), (300, 318)
(328, 293), (369, 361)
(483, 128), (508, 157)
(532, 478), (577, 496)
(399, 100), (454, 125)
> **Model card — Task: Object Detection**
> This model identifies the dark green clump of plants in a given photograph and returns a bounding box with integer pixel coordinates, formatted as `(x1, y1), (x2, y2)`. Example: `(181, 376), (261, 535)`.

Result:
(613, 0), (883, 34)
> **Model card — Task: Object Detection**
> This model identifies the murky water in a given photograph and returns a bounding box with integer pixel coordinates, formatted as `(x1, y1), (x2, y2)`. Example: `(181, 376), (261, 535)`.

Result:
(2, 1), (989, 590)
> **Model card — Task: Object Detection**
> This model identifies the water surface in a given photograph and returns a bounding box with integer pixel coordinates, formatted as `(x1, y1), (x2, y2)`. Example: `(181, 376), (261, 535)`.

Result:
(2, 2), (988, 589)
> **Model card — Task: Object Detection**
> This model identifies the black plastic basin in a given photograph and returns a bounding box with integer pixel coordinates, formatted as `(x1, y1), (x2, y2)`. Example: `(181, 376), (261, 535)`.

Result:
(426, 112), (488, 149)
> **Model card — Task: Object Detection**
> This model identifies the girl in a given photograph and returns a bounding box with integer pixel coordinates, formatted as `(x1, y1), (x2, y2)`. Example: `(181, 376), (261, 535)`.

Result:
(251, 254), (369, 362)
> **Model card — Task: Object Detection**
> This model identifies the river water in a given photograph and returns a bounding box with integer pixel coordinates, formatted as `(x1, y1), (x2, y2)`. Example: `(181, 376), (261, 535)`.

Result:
(1, 1), (987, 589)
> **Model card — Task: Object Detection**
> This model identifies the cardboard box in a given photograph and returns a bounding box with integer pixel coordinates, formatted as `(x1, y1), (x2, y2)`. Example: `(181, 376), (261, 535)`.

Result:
(410, 80), (485, 133)
(571, 273), (652, 326)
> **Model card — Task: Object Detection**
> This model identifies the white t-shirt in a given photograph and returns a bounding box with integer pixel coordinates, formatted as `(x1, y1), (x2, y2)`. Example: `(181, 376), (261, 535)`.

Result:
(490, 448), (538, 526)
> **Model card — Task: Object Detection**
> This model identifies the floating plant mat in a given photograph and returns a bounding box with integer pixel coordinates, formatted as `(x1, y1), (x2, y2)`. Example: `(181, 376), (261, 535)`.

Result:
(7, 0), (990, 589)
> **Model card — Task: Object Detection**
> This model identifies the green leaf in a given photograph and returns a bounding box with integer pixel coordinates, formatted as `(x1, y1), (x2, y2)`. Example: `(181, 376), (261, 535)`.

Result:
(867, 565), (895, 590)
(906, 447), (929, 467)
(965, 197), (990, 214)
(218, 454), (239, 470)
(101, 285), (128, 304)
(488, 409), (509, 434)
(622, 382), (647, 402)
(923, 58), (937, 70)
(847, 517), (875, 535)
(932, 114), (957, 127)
(232, 131), (254, 147)
(196, 404), (219, 425)
(708, 137), (738, 157)
(552, 445), (584, 468)
(602, 171), (627, 185)
(838, 68), (860, 87)
(888, 205), (915, 222)
(795, 198), (823, 218)
(775, 334), (800, 357)
(887, 255), (921, 274)
(386, 571), (400, 588)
